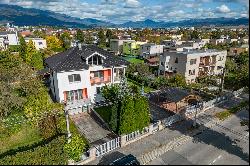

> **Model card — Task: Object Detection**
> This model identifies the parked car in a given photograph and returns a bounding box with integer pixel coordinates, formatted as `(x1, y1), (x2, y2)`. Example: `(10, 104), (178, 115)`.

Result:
(109, 154), (140, 165)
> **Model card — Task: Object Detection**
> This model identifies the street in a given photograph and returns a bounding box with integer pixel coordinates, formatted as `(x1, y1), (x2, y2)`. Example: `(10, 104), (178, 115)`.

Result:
(147, 109), (249, 165)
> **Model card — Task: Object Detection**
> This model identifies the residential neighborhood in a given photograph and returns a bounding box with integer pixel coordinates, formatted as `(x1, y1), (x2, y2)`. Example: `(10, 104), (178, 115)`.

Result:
(0, 0), (249, 165)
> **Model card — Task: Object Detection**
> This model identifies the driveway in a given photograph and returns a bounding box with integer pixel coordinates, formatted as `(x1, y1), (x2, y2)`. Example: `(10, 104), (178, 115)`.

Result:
(70, 113), (117, 146)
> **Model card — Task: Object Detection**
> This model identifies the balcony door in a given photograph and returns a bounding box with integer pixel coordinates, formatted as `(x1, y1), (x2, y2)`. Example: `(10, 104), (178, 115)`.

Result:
(64, 89), (88, 102)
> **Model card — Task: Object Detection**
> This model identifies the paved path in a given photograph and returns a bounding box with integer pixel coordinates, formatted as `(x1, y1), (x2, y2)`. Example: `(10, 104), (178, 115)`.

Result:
(71, 113), (115, 146)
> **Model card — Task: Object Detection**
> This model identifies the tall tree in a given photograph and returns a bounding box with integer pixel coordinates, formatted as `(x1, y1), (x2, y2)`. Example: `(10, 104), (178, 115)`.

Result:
(25, 40), (36, 64)
(98, 29), (106, 48)
(60, 32), (71, 49)
(106, 29), (113, 47)
(19, 36), (27, 60)
(46, 36), (63, 52)
(109, 103), (118, 132)
(118, 96), (135, 134)
(85, 31), (94, 44)
(76, 29), (84, 43)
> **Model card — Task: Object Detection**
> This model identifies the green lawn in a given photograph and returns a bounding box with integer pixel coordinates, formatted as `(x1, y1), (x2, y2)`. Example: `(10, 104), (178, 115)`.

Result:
(128, 79), (155, 93)
(122, 57), (144, 64)
(128, 58), (144, 64)
(95, 106), (111, 123)
(0, 123), (42, 154)
(215, 101), (249, 120)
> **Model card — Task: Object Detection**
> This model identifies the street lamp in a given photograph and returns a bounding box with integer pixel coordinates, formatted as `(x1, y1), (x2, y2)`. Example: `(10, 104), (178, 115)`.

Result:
(64, 103), (72, 143)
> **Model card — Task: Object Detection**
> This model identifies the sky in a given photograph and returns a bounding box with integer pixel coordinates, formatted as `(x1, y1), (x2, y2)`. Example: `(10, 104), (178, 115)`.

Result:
(0, 0), (249, 24)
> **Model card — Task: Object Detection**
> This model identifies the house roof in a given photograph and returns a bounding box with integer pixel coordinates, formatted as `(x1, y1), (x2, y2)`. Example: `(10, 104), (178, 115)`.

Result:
(159, 87), (191, 103)
(45, 45), (129, 72)
(0, 31), (16, 35)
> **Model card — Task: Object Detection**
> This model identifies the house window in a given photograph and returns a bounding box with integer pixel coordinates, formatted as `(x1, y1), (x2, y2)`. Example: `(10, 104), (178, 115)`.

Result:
(175, 58), (178, 63)
(38, 42), (43, 45)
(91, 71), (104, 78)
(88, 54), (103, 65)
(66, 89), (83, 102)
(68, 74), (81, 83)
(96, 87), (101, 94)
(190, 59), (196, 65)
(189, 69), (195, 75)
(218, 56), (223, 61)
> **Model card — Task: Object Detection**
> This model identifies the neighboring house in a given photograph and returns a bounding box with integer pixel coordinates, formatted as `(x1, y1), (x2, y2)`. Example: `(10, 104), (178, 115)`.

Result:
(171, 34), (183, 40)
(123, 41), (147, 56)
(145, 57), (159, 66)
(149, 87), (200, 114)
(238, 36), (249, 44)
(194, 39), (210, 47)
(0, 31), (19, 50)
(177, 41), (204, 51)
(140, 43), (164, 59)
(158, 49), (227, 83)
(228, 44), (249, 57)
(110, 39), (135, 55)
(44, 44), (129, 113)
(20, 30), (32, 37)
(210, 39), (226, 45)
(24, 38), (47, 50)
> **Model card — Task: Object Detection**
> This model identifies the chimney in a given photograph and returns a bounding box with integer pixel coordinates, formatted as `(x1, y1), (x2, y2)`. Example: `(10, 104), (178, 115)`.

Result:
(78, 42), (82, 50)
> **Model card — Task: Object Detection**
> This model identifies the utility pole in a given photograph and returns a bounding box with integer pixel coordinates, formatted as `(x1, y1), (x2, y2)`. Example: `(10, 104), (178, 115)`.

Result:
(65, 107), (72, 143)
(220, 67), (226, 93)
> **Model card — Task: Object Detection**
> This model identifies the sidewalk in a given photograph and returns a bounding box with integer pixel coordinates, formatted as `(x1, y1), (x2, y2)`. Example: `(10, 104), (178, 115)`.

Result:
(87, 120), (194, 165)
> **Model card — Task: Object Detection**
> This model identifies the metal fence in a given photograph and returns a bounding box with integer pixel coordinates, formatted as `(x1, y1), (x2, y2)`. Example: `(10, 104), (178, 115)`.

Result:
(95, 137), (121, 157)
(162, 114), (184, 127)
(125, 126), (150, 142)
(185, 95), (228, 116)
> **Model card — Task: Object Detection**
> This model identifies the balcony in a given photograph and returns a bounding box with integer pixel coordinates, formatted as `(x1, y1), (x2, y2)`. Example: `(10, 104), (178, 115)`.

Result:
(90, 76), (111, 85)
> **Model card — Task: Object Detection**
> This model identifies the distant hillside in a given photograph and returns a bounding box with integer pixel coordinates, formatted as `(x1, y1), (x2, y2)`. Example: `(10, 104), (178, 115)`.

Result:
(0, 4), (248, 28)
(119, 17), (249, 28)
(0, 4), (114, 28)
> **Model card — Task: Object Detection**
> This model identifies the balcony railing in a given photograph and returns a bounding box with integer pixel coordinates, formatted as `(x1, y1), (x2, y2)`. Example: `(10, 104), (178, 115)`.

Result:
(90, 76), (111, 85)
(114, 76), (121, 82)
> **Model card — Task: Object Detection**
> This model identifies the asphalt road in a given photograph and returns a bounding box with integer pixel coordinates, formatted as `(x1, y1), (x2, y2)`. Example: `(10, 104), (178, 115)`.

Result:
(147, 109), (249, 165)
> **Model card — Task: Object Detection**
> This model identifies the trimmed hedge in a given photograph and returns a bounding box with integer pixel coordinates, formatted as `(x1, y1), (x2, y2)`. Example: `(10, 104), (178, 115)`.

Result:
(0, 135), (68, 165)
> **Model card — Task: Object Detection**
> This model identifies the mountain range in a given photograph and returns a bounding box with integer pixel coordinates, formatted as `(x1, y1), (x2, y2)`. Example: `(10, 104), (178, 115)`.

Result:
(0, 4), (248, 28)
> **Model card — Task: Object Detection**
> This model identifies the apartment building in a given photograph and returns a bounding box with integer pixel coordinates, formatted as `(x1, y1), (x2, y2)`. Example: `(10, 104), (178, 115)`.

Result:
(110, 39), (135, 55)
(158, 49), (227, 83)
(45, 44), (129, 113)
(123, 41), (147, 56)
(140, 43), (164, 59)
(0, 31), (19, 50)
(24, 38), (47, 50)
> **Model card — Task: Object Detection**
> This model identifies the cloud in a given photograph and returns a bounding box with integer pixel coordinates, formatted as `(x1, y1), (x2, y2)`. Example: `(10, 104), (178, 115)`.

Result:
(216, 4), (231, 13)
(0, 0), (248, 23)
(124, 0), (140, 8)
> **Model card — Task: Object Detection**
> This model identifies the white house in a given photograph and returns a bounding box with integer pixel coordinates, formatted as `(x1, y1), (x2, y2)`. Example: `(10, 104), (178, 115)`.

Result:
(139, 43), (164, 59)
(24, 38), (47, 50)
(110, 39), (135, 55)
(0, 31), (19, 50)
(158, 49), (227, 83)
(45, 44), (129, 114)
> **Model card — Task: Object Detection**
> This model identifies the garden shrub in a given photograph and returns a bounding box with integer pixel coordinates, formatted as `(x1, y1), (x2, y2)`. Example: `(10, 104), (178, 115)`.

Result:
(38, 115), (60, 139)
(63, 134), (88, 161)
